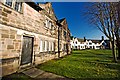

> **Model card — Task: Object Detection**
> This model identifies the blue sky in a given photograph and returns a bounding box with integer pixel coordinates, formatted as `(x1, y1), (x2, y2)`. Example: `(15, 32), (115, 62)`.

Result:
(51, 2), (107, 40)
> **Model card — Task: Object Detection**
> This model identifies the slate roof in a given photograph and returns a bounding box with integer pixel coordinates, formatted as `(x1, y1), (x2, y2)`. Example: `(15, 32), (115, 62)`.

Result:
(26, 2), (43, 12)
(91, 40), (102, 44)
(58, 18), (66, 23)
(77, 38), (84, 42)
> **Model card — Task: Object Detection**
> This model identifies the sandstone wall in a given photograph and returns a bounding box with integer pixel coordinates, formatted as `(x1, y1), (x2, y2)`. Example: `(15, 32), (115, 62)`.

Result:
(0, 2), (58, 77)
(0, 2), (70, 77)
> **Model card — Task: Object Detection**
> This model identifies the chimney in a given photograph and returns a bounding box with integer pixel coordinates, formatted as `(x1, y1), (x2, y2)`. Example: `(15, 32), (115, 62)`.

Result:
(102, 36), (104, 40)
(84, 37), (86, 42)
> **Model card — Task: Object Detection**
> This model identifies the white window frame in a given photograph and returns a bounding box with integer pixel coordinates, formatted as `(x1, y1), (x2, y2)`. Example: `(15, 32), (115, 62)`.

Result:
(45, 18), (52, 29)
(45, 41), (47, 52)
(49, 42), (51, 51)
(14, 2), (22, 12)
(43, 41), (45, 52)
(46, 19), (48, 28)
(40, 40), (43, 52)
(52, 42), (54, 51)
(49, 21), (52, 29)
(4, 0), (22, 12)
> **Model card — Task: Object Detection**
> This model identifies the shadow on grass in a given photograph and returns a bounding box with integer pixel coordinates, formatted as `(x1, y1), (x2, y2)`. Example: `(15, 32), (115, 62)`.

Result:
(36, 50), (120, 79)
(2, 73), (32, 80)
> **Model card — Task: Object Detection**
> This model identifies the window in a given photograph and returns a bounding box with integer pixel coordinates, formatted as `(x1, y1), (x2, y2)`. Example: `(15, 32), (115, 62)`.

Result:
(96, 46), (100, 48)
(51, 42), (52, 51)
(43, 41), (45, 52)
(52, 42), (54, 51)
(49, 22), (51, 29)
(51, 24), (54, 31)
(45, 41), (48, 52)
(64, 44), (66, 50)
(45, 19), (52, 29)
(76, 41), (77, 44)
(47, 41), (49, 51)
(14, 2), (22, 12)
(89, 43), (92, 45)
(90, 46), (92, 49)
(64, 31), (66, 39)
(75, 46), (77, 49)
(49, 42), (51, 51)
(5, 0), (22, 12)
(47, 8), (50, 14)
(46, 20), (48, 28)
(40, 40), (43, 52)
(5, 0), (12, 7)
(59, 43), (62, 51)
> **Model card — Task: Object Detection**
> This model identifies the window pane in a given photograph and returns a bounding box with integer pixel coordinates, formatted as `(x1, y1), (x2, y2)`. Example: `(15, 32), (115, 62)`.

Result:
(45, 41), (47, 51)
(49, 22), (51, 29)
(46, 20), (48, 27)
(15, 2), (22, 11)
(5, 0), (12, 7)
(52, 42), (54, 51)
(49, 42), (51, 51)
(51, 42), (52, 51)
(40, 40), (42, 52)
(43, 41), (45, 52)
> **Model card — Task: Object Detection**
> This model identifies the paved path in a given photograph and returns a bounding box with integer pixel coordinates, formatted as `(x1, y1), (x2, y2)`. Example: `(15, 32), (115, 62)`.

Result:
(22, 68), (66, 79)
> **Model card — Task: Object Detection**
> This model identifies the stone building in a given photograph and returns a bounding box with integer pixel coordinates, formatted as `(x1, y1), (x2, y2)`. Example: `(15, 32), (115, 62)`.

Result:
(0, 1), (71, 77)
(58, 18), (71, 55)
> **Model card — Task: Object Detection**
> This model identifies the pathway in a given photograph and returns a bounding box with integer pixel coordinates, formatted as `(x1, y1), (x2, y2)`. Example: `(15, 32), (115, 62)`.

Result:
(22, 68), (67, 79)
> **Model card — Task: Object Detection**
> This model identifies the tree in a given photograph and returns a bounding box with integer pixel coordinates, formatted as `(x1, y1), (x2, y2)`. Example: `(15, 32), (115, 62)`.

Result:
(116, 2), (120, 59)
(84, 2), (120, 62)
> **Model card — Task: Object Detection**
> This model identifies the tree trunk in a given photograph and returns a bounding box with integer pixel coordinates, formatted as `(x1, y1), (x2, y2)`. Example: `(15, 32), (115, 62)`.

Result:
(118, 46), (120, 59)
(117, 41), (120, 59)
(111, 40), (117, 62)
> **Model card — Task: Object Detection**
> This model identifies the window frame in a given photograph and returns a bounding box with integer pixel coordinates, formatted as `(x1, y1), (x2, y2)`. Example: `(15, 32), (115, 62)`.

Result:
(4, 0), (22, 12)
(5, 0), (13, 7)
(45, 40), (48, 52)
(40, 40), (43, 52)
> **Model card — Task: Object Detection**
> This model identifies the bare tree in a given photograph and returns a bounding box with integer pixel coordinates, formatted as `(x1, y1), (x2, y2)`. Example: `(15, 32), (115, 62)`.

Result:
(116, 2), (120, 59)
(84, 2), (120, 62)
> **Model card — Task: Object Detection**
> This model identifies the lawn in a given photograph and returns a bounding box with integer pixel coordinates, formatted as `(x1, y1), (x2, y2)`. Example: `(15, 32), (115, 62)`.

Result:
(36, 50), (120, 79)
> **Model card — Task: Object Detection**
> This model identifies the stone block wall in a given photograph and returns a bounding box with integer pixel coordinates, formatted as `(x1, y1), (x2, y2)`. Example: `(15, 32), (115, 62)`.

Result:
(0, 2), (58, 38)
(0, 24), (22, 77)
(0, 2), (71, 77)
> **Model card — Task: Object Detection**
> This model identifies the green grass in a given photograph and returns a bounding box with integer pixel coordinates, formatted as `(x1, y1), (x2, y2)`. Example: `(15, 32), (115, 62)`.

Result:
(36, 50), (120, 79)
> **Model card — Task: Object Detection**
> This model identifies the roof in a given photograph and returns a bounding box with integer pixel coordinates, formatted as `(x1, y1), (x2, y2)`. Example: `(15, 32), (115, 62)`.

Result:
(87, 39), (110, 44)
(26, 2), (43, 11)
(58, 18), (66, 23)
(91, 40), (102, 44)
(77, 38), (84, 42)
(38, 2), (57, 21)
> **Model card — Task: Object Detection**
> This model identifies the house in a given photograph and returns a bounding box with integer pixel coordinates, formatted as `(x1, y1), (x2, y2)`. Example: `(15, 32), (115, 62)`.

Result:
(58, 18), (71, 55)
(0, 1), (71, 77)
(85, 39), (102, 49)
(70, 36), (111, 50)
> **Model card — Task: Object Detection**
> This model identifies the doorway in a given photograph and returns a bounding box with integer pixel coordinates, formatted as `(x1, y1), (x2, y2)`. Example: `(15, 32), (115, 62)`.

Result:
(21, 36), (34, 65)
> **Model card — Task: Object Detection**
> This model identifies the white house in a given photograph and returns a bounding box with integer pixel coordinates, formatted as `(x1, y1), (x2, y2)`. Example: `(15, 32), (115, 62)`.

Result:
(70, 38), (80, 49)
(70, 37), (107, 50)
(85, 40), (102, 49)
(70, 38), (86, 50)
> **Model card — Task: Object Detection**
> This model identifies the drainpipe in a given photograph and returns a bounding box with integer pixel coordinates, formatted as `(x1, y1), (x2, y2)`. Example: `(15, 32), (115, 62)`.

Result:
(58, 26), (60, 58)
